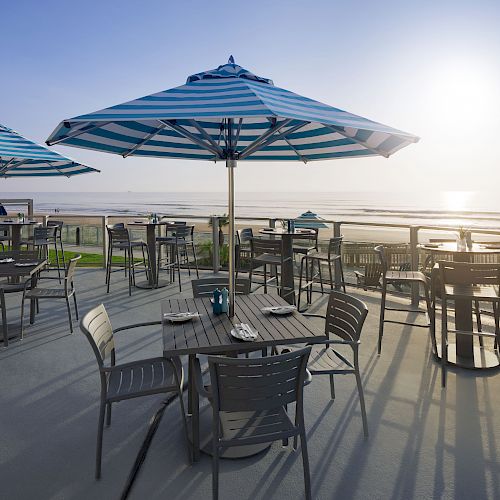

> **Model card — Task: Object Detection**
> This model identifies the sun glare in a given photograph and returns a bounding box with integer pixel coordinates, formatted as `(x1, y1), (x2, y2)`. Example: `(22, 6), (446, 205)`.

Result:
(443, 191), (473, 212)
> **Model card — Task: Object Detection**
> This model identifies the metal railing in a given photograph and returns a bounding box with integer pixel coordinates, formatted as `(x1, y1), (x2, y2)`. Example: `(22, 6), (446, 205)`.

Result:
(4, 201), (500, 305)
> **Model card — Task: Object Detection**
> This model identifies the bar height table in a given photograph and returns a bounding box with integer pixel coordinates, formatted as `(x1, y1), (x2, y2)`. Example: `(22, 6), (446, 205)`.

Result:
(258, 227), (316, 305)
(127, 221), (175, 289)
(1, 219), (41, 251)
(421, 242), (500, 369)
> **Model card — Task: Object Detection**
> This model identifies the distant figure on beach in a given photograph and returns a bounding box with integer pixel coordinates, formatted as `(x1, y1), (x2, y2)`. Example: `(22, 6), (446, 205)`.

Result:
(55, 208), (60, 213)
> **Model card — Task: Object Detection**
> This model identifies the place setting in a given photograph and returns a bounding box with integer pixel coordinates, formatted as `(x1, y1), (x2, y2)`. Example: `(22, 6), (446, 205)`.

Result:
(163, 311), (201, 323)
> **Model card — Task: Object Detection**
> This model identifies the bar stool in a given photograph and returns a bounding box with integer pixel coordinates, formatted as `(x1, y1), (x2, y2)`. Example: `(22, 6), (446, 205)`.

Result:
(293, 227), (319, 258)
(438, 261), (500, 387)
(235, 228), (253, 277)
(249, 237), (292, 297)
(375, 245), (435, 355)
(297, 236), (346, 311)
(106, 225), (150, 296)
(32, 226), (63, 282)
(156, 224), (198, 291)
(47, 220), (66, 269)
(157, 224), (199, 280)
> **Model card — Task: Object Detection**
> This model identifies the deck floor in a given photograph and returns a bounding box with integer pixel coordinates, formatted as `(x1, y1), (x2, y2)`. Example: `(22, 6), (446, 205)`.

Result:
(1, 267), (499, 500)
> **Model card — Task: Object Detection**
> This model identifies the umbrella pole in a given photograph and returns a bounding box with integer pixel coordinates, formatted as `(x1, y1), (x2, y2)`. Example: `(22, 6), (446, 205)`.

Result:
(227, 157), (236, 317)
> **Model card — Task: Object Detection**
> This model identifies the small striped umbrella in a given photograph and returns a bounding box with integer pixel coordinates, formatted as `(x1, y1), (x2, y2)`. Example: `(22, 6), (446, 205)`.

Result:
(47, 56), (418, 315)
(0, 124), (98, 177)
(295, 211), (328, 229)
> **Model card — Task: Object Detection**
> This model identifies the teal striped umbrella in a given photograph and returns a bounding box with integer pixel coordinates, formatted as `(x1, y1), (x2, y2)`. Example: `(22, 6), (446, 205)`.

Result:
(0, 124), (98, 177)
(47, 56), (418, 315)
(295, 210), (328, 229)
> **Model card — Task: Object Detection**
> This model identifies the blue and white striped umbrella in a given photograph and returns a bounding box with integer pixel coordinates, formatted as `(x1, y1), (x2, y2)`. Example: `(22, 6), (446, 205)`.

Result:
(0, 124), (98, 177)
(47, 57), (418, 160)
(295, 210), (328, 229)
(46, 56), (419, 315)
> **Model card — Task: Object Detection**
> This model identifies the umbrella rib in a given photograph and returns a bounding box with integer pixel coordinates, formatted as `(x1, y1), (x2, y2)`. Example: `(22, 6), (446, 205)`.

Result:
(159, 120), (222, 158)
(121, 122), (167, 158)
(266, 118), (308, 163)
(323, 124), (390, 158)
(238, 118), (293, 159)
(239, 121), (309, 160)
(46, 122), (111, 146)
(234, 118), (243, 151)
(48, 161), (72, 178)
(188, 120), (225, 157)
(0, 159), (29, 176)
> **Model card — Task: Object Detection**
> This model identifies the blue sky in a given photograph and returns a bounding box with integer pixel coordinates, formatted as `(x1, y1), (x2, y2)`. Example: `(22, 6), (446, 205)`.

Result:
(2, 0), (500, 192)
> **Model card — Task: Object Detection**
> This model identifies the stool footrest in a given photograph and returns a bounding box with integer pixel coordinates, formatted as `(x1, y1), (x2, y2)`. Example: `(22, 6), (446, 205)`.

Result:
(383, 319), (431, 328)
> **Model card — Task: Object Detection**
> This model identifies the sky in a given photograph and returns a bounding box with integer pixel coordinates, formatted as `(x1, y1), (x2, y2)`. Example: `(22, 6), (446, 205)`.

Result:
(2, 0), (500, 193)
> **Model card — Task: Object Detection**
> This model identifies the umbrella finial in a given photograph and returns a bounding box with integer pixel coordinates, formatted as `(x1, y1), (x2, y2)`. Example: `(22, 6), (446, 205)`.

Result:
(228, 55), (235, 64)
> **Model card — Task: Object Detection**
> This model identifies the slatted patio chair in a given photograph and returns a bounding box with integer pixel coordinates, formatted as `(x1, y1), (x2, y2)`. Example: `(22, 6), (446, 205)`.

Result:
(249, 237), (293, 297)
(375, 245), (435, 355)
(20, 255), (81, 335)
(297, 236), (346, 311)
(80, 304), (190, 478)
(235, 228), (253, 277)
(194, 348), (312, 500)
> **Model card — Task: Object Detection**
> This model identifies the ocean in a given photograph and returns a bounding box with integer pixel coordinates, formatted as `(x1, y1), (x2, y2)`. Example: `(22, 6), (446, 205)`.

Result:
(2, 191), (500, 230)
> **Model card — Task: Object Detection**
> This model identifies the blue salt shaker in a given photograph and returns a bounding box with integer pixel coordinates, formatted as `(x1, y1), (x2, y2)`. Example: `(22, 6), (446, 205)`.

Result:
(221, 287), (229, 313)
(212, 289), (222, 315)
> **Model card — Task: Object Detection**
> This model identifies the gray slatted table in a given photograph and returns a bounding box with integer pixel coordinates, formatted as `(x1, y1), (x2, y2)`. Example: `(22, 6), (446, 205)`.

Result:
(162, 294), (326, 460)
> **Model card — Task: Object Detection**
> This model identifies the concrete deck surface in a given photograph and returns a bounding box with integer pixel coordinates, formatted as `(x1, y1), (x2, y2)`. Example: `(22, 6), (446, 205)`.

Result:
(1, 267), (499, 500)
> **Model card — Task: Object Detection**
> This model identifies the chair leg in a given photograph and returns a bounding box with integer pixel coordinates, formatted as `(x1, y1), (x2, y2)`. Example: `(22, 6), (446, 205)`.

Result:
(423, 282), (437, 354)
(475, 301), (484, 348)
(106, 402), (112, 427)
(299, 430), (312, 500)
(65, 297), (73, 333)
(339, 260), (346, 293)
(318, 260), (324, 295)
(54, 240), (62, 283)
(175, 244), (182, 292)
(263, 264), (267, 294)
(59, 236), (66, 268)
(354, 354), (369, 438)
(378, 280), (387, 355)
(106, 246), (113, 293)
(1, 290), (8, 347)
(328, 259), (334, 291)
(127, 248), (133, 296)
(329, 373), (335, 400)
(191, 242), (199, 278)
(441, 297), (448, 388)
(493, 302), (499, 351)
(95, 400), (106, 479)
(72, 290), (79, 320)
(20, 291), (26, 339)
(297, 257), (306, 311)
(212, 445), (220, 500)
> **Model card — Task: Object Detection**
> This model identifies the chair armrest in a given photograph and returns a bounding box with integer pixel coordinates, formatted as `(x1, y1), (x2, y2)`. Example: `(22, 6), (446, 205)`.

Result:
(304, 368), (313, 386)
(302, 313), (327, 320)
(321, 339), (360, 346)
(193, 357), (211, 399)
(114, 321), (162, 333)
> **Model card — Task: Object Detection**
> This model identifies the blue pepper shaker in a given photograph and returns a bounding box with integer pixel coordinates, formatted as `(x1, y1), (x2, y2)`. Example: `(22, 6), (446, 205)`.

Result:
(212, 289), (222, 315)
(221, 287), (229, 313)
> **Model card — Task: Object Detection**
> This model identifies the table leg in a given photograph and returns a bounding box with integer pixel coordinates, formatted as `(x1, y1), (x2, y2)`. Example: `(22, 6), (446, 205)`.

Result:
(281, 234), (295, 305)
(188, 355), (200, 461)
(134, 225), (170, 289)
(29, 273), (38, 325)
(11, 225), (21, 252)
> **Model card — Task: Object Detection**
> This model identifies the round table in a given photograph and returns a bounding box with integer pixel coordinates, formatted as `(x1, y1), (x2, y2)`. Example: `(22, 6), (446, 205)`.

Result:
(127, 221), (177, 289)
(1, 219), (41, 252)
(420, 242), (500, 369)
(258, 227), (315, 305)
